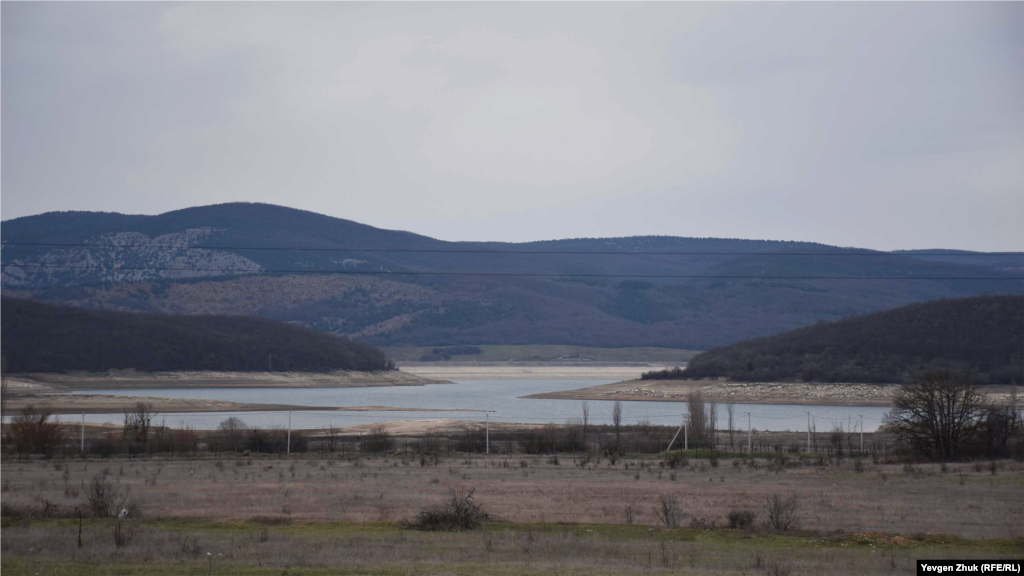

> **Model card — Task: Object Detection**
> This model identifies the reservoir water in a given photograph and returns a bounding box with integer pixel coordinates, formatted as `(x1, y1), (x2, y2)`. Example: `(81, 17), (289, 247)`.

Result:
(66, 379), (890, 432)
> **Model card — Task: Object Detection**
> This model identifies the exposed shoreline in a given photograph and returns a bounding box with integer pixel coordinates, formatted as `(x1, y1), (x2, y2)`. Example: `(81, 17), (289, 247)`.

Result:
(2, 369), (459, 416)
(5, 393), (484, 415)
(399, 364), (672, 381)
(523, 379), (1022, 407)
(5, 369), (449, 393)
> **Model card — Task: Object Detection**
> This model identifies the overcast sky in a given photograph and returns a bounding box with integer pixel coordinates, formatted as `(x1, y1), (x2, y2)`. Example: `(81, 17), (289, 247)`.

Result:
(2, 3), (1021, 251)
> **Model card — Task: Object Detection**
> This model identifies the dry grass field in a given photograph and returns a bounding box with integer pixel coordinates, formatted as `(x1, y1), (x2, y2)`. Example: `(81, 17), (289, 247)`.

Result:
(2, 453), (1023, 575)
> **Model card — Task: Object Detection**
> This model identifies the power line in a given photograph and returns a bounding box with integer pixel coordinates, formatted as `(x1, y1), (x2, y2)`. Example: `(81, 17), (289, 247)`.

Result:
(1, 262), (1020, 281)
(2, 240), (1021, 257)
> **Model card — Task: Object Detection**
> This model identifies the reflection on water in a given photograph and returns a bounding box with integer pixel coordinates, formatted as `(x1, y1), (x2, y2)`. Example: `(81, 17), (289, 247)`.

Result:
(64, 379), (890, 432)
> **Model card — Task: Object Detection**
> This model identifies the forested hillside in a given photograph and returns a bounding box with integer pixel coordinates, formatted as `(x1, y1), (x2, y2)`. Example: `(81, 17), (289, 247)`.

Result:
(656, 296), (1023, 384)
(2, 203), (1020, 349)
(0, 297), (389, 373)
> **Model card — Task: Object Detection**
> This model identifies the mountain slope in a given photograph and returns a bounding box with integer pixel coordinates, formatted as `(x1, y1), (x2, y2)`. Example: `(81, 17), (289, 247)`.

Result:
(2, 203), (1020, 349)
(669, 296), (1023, 384)
(0, 296), (389, 373)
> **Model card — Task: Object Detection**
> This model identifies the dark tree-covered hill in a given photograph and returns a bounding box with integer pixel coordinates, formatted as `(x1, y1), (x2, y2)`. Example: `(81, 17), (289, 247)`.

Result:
(2, 202), (1020, 349)
(0, 297), (389, 373)
(653, 296), (1023, 384)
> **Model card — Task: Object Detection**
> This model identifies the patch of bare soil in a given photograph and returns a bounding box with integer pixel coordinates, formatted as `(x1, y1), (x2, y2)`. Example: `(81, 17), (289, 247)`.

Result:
(4, 455), (1021, 538)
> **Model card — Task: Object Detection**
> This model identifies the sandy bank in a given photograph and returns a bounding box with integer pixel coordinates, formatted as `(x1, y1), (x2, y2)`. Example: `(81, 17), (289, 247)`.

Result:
(523, 379), (1022, 407)
(400, 364), (674, 381)
(4, 393), (484, 415)
(7, 369), (448, 392)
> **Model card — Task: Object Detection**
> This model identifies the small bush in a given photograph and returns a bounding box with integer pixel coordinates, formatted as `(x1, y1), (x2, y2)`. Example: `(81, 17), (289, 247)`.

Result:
(655, 495), (682, 528)
(763, 492), (799, 531)
(363, 424), (394, 453)
(407, 487), (491, 531)
(728, 509), (757, 529)
(665, 453), (687, 469)
(86, 474), (133, 518)
(689, 516), (716, 530)
(766, 558), (793, 576)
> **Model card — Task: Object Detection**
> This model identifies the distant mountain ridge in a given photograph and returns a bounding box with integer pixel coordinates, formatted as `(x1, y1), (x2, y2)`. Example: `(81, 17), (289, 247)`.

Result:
(0, 296), (390, 373)
(669, 295), (1023, 384)
(2, 202), (1020, 349)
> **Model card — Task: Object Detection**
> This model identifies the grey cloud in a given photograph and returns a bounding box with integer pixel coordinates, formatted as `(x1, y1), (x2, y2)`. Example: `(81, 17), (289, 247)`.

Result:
(2, 2), (1021, 251)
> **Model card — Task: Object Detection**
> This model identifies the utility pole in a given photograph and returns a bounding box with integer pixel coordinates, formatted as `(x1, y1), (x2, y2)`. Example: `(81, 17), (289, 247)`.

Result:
(485, 414), (490, 454)
(805, 411), (811, 453)
(858, 414), (864, 453)
(745, 412), (751, 455)
(81, 412), (86, 453)
(666, 414), (686, 453)
(287, 411), (292, 455)
(684, 417), (688, 451)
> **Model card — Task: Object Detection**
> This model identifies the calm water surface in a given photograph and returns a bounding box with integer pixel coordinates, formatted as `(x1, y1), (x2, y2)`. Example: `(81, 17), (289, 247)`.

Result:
(66, 379), (889, 432)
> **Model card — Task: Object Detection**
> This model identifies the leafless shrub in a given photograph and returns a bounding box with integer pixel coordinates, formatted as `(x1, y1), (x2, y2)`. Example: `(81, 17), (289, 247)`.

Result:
(364, 424), (394, 453)
(218, 417), (248, 452)
(9, 405), (65, 456)
(623, 504), (635, 525)
(86, 473), (133, 518)
(665, 453), (687, 469)
(406, 487), (492, 531)
(181, 535), (202, 557)
(655, 495), (682, 528)
(765, 557), (793, 576)
(728, 509), (757, 529)
(123, 402), (155, 446)
(113, 518), (135, 548)
(689, 516), (716, 530)
(763, 493), (799, 531)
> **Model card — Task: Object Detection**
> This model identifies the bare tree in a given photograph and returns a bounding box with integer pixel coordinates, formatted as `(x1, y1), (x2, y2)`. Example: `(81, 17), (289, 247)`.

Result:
(707, 401), (718, 451)
(687, 390), (708, 448)
(612, 401), (623, 452)
(883, 371), (987, 459)
(364, 423), (394, 453)
(10, 405), (65, 456)
(581, 401), (590, 451)
(324, 424), (342, 454)
(218, 416), (248, 451)
(829, 424), (845, 459)
(763, 493), (800, 531)
(0, 355), (9, 420)
(726, 402), (735, 449)
(123, 402), (155, 445)
(979, 385), (1023, 457)
(655, 495), (682, 528)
